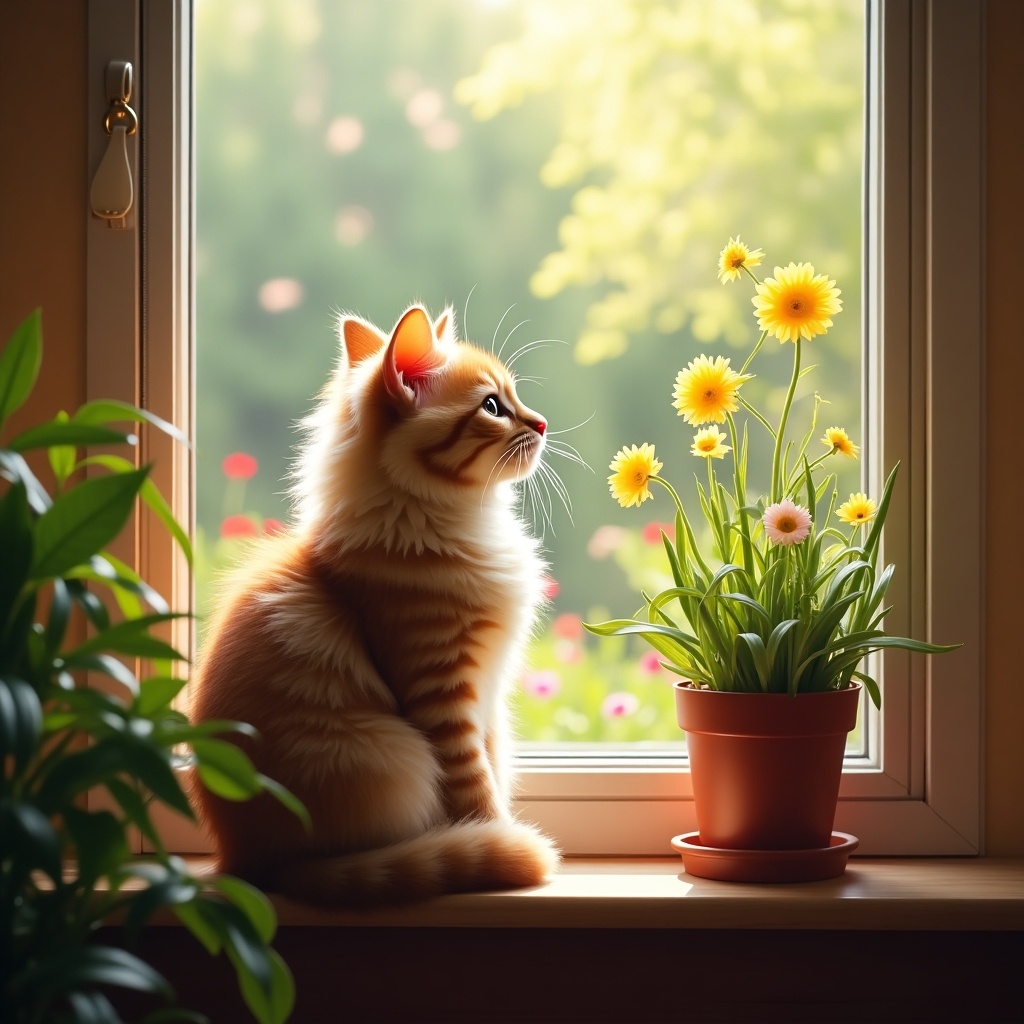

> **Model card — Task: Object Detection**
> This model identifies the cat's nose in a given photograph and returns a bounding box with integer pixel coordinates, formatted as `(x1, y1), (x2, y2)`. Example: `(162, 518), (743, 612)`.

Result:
(534, 418), (547, 436)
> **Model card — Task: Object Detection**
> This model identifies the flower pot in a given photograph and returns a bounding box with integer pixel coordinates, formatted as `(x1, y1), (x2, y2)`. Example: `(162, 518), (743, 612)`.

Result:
(674, 681), (860, 855)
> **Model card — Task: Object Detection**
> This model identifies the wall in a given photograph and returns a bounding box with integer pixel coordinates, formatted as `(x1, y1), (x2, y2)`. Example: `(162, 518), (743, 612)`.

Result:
(0, 0), (1021, 854)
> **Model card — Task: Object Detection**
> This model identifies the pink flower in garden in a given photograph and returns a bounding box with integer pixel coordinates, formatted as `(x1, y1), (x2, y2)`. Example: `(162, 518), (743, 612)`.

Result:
(263, 518), (285, 536)
(641, 521), (675, 545)
(586, 525), (628, 559)
(541, 576), (560, 600)
(601, 691), (640, 719)
(222, 452), (258, 480)
(552, 613), (584, 641)
(523, 670), (561, 700)
(762, 499), (812, 546)
(639, 650), (664, 675)
(221, 514), (258, 539)
(554, 640), (581, 665)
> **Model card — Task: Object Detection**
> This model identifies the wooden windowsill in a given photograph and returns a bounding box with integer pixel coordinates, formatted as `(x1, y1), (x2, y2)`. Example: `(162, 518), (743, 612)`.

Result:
(181, 856), (1024, 932)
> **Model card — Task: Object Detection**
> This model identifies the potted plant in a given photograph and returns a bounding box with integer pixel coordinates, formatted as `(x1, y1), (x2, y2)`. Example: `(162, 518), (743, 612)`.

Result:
(0, 310), (306, 1022)
(586, 239), (958, 882)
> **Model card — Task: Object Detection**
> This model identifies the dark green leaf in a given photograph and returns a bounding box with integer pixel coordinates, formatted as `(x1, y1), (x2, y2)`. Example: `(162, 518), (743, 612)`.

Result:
(122, 740), (195, 819)
(31, 468), (150, 579)
(256, 774), (311, 831)
(174, 900), (224, 956)
(36, 741), (133, 814)
(205, 899), (276, 1012)
(60, 652), (140, 695)
(8, 420), (134, 453)
(122, 863), (200, 943)
(66, 989), (122, 1024)
(233, 944), (295, 1024)
(45, 576), (72, 655)
(67, 578), (111, 631)
(0, 478), (33, 629)
(0, 675), (42, 769)
(214, 876), (278, 944)
(20, 945), (173, 1000)
(63, 807), (131, 890)
(1, 800), (63, 881)
(136, 675), (189, 716)
(0, 307), (42, 428)
(104, 777), (162, 848)
(0, 449), (50, 513)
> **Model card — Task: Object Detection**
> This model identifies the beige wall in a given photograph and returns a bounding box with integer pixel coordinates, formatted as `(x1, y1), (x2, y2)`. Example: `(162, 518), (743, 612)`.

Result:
(1, 1), (1021, 854)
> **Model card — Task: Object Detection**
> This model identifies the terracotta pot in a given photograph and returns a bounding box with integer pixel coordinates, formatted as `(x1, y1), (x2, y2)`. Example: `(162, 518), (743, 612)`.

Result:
(674, 681), (860, 851)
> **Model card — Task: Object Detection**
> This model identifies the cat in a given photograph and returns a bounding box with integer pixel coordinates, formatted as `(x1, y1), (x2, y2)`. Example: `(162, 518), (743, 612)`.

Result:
(188, 303), (560, 906)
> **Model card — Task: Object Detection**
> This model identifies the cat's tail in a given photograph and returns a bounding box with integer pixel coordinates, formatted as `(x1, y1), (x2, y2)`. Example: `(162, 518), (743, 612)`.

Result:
(276, 819), (559, 908)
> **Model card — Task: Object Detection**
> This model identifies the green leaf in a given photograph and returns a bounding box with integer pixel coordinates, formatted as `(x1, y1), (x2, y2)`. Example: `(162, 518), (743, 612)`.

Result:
(193, 738), (264, 801)
(63, 807), (131, 890)
(174, 900), (225, 956)
(7, 420), (134, 453)
(66, 613), (188, 664)
(1, 800), (63, 882)
(105, 776), (162, 848)
(36, 740), (134, 814)
(0, 675), (42, 770)
(214, 875), (278, 944)
(73, 398), (190, 447)
(60, 652), (140, 695)
(0, 478), (33, 630)
(0, 307), (42, 430)
(255, 773), (311, 832)
(233, 945), (295, 1024)
(121, 861), (200, 942)
(136, 675), (189, 716)
(19, 945), (173, 1001)
(30, 467), (150, 579)
(0, 449), (50, 512)
(66, 990), (122, 1024)
(120, 740), (196, 819)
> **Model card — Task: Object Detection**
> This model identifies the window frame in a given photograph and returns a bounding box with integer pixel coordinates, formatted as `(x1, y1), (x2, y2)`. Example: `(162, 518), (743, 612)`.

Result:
(89, 0), (983, 856)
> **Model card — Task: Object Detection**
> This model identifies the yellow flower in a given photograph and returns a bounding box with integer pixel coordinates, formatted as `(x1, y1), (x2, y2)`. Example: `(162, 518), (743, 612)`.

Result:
(718, 236), (765, 284)
(608, 443), (662, 508)
(822, 426), (859, 459)
(691, 426), (732, 459)
(836, 492), (877, 526)
(752, 262), (843, 343)
(672, 354), (751, 425)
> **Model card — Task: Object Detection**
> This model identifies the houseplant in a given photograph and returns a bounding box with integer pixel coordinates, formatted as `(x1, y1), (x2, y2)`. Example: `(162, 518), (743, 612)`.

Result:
(586, 239), (957, 880)
(0, 310), (306, 1022)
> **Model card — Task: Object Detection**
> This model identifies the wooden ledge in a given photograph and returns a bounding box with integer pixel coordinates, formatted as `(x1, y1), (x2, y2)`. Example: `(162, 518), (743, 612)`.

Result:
(180, 856), (1024, 932)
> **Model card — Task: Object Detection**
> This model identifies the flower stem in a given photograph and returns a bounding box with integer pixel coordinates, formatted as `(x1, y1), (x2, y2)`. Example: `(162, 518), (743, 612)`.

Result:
(771, 337), (802, 503)
(740, 329), (769, 376)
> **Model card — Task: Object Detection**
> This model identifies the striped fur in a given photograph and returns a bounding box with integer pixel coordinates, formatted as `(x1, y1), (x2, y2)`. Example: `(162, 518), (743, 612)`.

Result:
(188, 305), (559, 905)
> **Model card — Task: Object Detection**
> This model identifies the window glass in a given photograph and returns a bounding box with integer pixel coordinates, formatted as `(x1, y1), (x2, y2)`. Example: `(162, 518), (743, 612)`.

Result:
(195, 0), (865, 748)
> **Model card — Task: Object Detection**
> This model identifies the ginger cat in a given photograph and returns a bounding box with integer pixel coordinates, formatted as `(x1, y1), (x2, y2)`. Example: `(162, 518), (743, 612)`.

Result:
(189, 304), (559, 905)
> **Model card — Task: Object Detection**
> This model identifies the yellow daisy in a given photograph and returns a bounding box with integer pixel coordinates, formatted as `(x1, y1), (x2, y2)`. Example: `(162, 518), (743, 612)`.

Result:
(836, 492), (877, 526)
(752, 262), (843, 343)
(608, 443), (663, 508)
(718, 236), (765, 284)
(822, 426), (859, 459)
(672, 354), (751, 425)
(691, 426), (732, 459)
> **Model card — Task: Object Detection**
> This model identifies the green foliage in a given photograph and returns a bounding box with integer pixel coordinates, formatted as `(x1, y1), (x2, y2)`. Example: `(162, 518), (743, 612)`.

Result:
(0, 312), (300, 1024)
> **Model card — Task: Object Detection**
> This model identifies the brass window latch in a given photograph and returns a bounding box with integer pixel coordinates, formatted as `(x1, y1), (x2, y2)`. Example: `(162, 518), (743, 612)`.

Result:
(90, 60), (138, 227)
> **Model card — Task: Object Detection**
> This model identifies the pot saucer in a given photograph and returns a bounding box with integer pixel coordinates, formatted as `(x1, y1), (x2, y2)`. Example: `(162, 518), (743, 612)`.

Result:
(670, 831), (859, 883)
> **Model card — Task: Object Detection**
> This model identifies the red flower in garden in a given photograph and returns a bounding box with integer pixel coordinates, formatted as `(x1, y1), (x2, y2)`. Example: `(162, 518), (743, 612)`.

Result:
(222, 452), (258, 480)
(641, 521), (675, 545)
(541, 576), (560, 600)
(221, 514), (258, 539)
(263, 518), (285, 536)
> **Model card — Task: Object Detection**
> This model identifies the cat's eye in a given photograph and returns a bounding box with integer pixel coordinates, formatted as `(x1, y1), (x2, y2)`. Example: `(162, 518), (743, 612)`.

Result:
(482, 395), (503, 417)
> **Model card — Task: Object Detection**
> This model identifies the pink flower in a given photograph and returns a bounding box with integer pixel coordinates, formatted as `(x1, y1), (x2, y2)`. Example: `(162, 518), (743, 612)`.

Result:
(222, 452), (258, 480)
(541, 576), (560, 600)
(221, 514), (258, 539)
(601, 691), (639, 719)
(552, 613), (584, 641)
(638, 650), (664, 675)
(586, 525), (628, 559)
(641, 521), (675, 545)
(762, 498), (812, 546)
(263, 517), (285, 535)
(523, 670), (561, 699)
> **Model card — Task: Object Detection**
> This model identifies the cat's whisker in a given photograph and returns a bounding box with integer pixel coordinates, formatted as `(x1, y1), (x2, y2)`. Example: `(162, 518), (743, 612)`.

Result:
(536, 458), (574, 526)
(511, 374), (546, 387)
(504, 337), (568, 370)
(548, 411), (596, 436)
(462, 283), (477, 340)
(545, 438), (591, 471)
(492, 304), (516, 356)
(500, 319), (531, 362)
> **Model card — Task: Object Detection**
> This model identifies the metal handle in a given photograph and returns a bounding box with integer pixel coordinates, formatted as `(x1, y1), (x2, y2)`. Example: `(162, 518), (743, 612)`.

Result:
(90, 61), (137, 223)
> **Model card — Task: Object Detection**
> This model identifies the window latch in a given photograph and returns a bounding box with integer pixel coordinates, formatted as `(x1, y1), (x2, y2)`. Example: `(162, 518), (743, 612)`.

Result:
(90, 61), (138, 226)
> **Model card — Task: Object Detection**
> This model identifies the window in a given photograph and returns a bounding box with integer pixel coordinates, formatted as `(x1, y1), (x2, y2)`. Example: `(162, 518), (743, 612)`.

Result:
(90, 0), (982, 855)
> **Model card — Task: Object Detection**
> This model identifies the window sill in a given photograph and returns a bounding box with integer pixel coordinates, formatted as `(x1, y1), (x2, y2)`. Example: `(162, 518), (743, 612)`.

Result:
(182, 856), (1024, 932)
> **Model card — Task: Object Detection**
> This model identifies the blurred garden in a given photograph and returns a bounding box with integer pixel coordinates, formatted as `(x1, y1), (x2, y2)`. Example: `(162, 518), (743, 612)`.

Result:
(195, 0), (865, 745)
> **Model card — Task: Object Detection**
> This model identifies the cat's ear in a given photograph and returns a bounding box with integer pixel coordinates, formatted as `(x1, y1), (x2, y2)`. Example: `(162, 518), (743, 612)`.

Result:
(384, 305), (448, 404)
(433, 307), (455, 344)
(339, 315), (386, 365)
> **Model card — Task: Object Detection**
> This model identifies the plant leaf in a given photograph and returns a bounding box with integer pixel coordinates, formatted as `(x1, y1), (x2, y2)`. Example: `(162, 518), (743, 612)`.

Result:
(0, 307), (42, 430)
(63, 807), (131, 890)
(7, 420), (134, 453)
(30, 468), (150, 579)
(73, 398), (190, 447)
